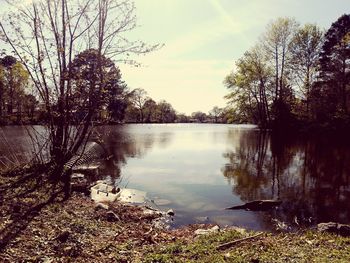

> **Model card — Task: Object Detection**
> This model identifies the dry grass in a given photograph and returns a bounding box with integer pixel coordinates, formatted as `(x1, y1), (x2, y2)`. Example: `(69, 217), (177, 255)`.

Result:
(1, 174), (350, 262)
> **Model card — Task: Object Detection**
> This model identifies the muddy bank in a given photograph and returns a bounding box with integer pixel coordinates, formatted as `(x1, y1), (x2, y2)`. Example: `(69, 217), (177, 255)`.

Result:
(0, 193), (218, 262)
(1, 169), (350, 263)
(1, 193), (350, 262)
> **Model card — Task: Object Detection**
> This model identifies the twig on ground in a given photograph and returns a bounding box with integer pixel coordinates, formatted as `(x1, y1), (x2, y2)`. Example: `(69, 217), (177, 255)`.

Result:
(145, 227), (153, 235)
(216, 232), (264, 250)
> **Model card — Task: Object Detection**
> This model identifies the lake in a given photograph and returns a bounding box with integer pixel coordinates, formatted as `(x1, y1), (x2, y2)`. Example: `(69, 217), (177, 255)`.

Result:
(1, 124), (350, 231)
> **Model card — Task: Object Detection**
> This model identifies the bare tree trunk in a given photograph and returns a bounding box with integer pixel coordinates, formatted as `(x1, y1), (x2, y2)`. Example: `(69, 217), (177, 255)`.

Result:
(275, 45), (279, 101)
(1, 0), (159, 198)
(279, 46), (286, 101)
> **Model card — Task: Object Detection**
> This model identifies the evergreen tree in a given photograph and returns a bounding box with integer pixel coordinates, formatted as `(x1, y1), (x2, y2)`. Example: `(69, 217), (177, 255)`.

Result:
(313, 14), (350, 123)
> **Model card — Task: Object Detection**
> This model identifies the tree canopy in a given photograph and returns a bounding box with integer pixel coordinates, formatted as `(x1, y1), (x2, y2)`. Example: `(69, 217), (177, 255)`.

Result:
(224, 15), (350, 131)
(0, 0), (160, 198)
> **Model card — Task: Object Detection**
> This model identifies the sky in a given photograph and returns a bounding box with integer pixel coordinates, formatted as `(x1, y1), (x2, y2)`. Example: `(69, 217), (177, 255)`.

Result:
(0, 0), (348, 114)
(118, 0), (350, 114)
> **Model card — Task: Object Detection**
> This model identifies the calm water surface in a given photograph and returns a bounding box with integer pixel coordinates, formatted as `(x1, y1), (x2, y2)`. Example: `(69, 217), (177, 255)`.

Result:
(1, 124), (350, 231)
(99, 124), (350, 231)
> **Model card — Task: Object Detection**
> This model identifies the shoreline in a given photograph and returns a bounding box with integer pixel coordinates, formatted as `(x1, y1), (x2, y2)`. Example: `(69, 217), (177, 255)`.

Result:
(1, 192), (350, 262)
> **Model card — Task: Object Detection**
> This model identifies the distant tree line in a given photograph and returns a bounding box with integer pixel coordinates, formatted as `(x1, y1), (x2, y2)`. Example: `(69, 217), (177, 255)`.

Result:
(123, 88), (177, 123)
(224, 14), (350, 131)
(0, 55), (38, 124)
(0, 55), (234, 125)
(124, 90), (235, 124)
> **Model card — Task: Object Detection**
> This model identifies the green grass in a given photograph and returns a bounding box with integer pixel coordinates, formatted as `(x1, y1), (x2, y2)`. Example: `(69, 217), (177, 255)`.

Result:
(140, 230), (350, 263)
(1, 174), (350, 263)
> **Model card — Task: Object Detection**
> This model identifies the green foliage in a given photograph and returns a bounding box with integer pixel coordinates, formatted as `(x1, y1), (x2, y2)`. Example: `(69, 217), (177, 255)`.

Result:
(263, 17), (299, 102)
(224, 46), (272, 126)
(176, 113), (190, 123)
(143, 98), (157, 122)
(107, 82), (129, 123)
(191, 111), (207, 123)
(312, 14), (350, 125)
(224, 14), (350, 131)
(127, 88), (149, 122)
(0, 56), (32, 124)
(155, 100), (176, 123)
(289, 24), (324, 119)
(209, 106), (223, 123)
(125, 91), (177, 123)
(143, 230), (350, 263)
(70, 49), (123, 119)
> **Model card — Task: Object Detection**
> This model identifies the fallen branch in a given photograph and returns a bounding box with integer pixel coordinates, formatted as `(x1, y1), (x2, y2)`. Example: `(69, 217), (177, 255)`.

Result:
(226, 200), (282, 211)
(145, 227), (153, 235)
(216, 232), (264, 250)
(113, 223), (124, 230)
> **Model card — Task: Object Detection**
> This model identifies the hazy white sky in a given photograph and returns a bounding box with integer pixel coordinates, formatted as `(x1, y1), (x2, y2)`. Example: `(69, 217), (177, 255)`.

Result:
(119, 0), (349, 114)
(0, 0), (348, 114)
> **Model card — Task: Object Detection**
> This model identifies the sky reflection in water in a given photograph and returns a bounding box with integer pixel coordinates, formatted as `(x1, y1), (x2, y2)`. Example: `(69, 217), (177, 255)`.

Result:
(99, 124), (350, 231)
(2, 124), (350, 231)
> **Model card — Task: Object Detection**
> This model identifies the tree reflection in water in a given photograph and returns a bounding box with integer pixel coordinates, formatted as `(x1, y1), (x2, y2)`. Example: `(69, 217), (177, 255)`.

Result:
(96, 125), (173, 185)
(2, 125), (349, 230)
(222, 130), (350, 228)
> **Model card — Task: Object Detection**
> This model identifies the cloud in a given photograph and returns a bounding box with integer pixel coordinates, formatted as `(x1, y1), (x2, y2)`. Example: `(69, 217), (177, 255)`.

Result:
(119, 57), (232, 114)
(118, 4), (254, 114)
(208, 0), (242, 31)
